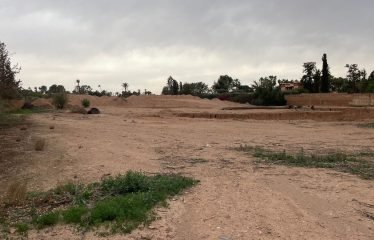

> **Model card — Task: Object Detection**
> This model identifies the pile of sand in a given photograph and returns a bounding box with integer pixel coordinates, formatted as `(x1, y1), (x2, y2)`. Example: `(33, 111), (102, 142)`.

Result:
(32, 98), (54, 109)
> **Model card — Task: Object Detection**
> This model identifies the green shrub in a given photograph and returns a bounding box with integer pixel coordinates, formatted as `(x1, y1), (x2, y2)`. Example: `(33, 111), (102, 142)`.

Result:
(81, 98), (90, 108)
(15, 222), (29, 235)
(62, 206), (88, 224)
(34, 212), (60, 229)
(52, 93), (68, 109)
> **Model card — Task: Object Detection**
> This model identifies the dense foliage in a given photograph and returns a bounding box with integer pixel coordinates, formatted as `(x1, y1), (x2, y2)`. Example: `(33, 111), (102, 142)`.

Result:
(0, 42), (21, 99)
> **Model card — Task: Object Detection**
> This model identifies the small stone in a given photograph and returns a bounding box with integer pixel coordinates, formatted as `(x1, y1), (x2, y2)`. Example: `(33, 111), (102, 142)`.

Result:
(9, 228), (16, 234)
(141, 234), (153, 240)
(148, 225), (157, 230)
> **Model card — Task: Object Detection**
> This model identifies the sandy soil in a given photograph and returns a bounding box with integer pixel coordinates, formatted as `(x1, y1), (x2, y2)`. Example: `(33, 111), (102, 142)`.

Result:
(1, 95), (373, 240)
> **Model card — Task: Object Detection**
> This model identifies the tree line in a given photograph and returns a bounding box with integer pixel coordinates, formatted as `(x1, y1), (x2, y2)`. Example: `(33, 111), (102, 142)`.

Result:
(1, 40), (374, 106)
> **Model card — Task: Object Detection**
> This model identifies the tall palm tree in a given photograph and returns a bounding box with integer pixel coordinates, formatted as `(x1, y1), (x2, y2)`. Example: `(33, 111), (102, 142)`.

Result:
(122, 83), (128, 92)
(76, 79), (80, 93)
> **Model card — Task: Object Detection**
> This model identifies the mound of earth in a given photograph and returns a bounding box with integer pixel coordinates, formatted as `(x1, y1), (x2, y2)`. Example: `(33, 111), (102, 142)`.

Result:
(68, 94), (245, 109)
(31, 98), (54, 109)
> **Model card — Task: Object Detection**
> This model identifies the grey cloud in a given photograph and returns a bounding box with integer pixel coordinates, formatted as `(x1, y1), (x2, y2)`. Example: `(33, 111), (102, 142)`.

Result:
(1, 0), (373, 93)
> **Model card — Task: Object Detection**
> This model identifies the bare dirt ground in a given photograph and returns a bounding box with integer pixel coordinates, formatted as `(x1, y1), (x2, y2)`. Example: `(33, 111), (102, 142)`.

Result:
(1, 96), (374, 240)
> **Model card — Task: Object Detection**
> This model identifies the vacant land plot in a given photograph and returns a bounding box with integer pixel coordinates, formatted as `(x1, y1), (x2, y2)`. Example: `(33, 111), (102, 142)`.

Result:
(0, 96), (373, 239)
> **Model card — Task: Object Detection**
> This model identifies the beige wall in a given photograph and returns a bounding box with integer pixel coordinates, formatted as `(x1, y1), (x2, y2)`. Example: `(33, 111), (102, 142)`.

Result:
(285, 93), (374, 106)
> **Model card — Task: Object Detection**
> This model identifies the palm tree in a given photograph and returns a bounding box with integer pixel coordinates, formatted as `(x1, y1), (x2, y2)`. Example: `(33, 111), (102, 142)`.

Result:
(76, 79), (80, 93)
(122, 83), (128, 92)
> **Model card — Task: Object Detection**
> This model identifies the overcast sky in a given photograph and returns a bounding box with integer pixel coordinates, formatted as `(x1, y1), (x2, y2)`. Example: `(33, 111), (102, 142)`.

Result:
(1, 0), (373, 93)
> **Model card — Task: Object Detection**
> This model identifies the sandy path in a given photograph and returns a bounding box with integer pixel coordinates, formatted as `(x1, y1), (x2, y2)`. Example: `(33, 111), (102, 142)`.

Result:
(1, 107), (373, 239)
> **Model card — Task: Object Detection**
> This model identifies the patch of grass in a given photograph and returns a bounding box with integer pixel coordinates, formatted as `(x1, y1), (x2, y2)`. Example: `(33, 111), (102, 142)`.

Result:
(62, 206), (88, 224)
(1, 171), (198, 235)
(185, 158), (209, 164)
(4, 181), (27, 206)
(8, 108), (47, 115)
(81, 99), (90, 108)
(15, 222), (29, 235)
(236, 145), (374, 179)
(0, 113), (24, 127)
(34, 212), (60, 229)
(358, 122), (374, 129)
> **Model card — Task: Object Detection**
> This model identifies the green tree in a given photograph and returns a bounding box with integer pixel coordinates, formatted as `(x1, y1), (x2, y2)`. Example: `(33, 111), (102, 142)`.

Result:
(345, 64), (365, 93)
(48, 84), (65, 94)
(251, 76), (286, 106)
(122, 82), (128, 92)
(313, 69), (321, 93)
(320, 53), (330, 93)
(0, 41), (21, 99)
(80, 85), (92, 94)
(172, 79), (179, 95)
(162, 76), (179, 95)
(301, 62), (316, 92)
(367, 71), (374, 92)
(212, 75), (239, 93)
(38, 85), (47, 94)
(181, 82), (209, 95)
(330, 76), (347, 92)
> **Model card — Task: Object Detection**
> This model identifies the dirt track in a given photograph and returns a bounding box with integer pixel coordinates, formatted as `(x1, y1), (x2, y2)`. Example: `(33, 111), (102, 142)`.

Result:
(1, 96), (374, 239)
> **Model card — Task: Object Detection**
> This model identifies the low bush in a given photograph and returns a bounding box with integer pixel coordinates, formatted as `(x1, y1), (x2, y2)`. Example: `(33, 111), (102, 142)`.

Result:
(34, 212), (60, 229)
(81, 98), (90, 108)
(52, 93), (68, 109)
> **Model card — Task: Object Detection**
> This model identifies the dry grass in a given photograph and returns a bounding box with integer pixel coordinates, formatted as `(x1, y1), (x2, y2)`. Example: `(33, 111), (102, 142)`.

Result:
(4, 181), (27, 205)
(34, 139), (46, 151)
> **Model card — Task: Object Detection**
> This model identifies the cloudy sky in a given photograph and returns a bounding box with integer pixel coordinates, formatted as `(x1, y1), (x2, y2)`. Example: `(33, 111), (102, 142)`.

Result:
(1, 0), (373, 93)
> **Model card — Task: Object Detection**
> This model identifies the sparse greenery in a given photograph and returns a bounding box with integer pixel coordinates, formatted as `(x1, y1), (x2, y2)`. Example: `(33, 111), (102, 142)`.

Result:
(0, 113), (25, 127)
(0, 41), (21, 99)
(34, 212), (60, 229)
(236, 145), (374, 179)
(15, 222), (29, 235)
(81, 98), (90, 108)
(0, 171), (198, 236)
(358, 123), (374, 129)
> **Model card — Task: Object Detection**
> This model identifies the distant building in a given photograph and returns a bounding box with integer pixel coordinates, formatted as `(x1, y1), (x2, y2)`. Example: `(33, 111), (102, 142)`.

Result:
(279, 81), (303, 92)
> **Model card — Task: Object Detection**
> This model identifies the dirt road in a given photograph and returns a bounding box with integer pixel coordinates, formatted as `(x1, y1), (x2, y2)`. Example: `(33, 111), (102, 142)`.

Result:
(1, 105), (373, 239)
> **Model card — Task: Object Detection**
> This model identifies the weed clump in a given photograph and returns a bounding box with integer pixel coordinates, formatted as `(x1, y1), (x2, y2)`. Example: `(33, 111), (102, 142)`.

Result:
(34, 139), (45, 151)
(236, 145), (374, 179)
(34, 212), (60, 229)
(4, 181), (27, 205)
(15, 222), (29, 235)
(81, 98), (90, 108)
